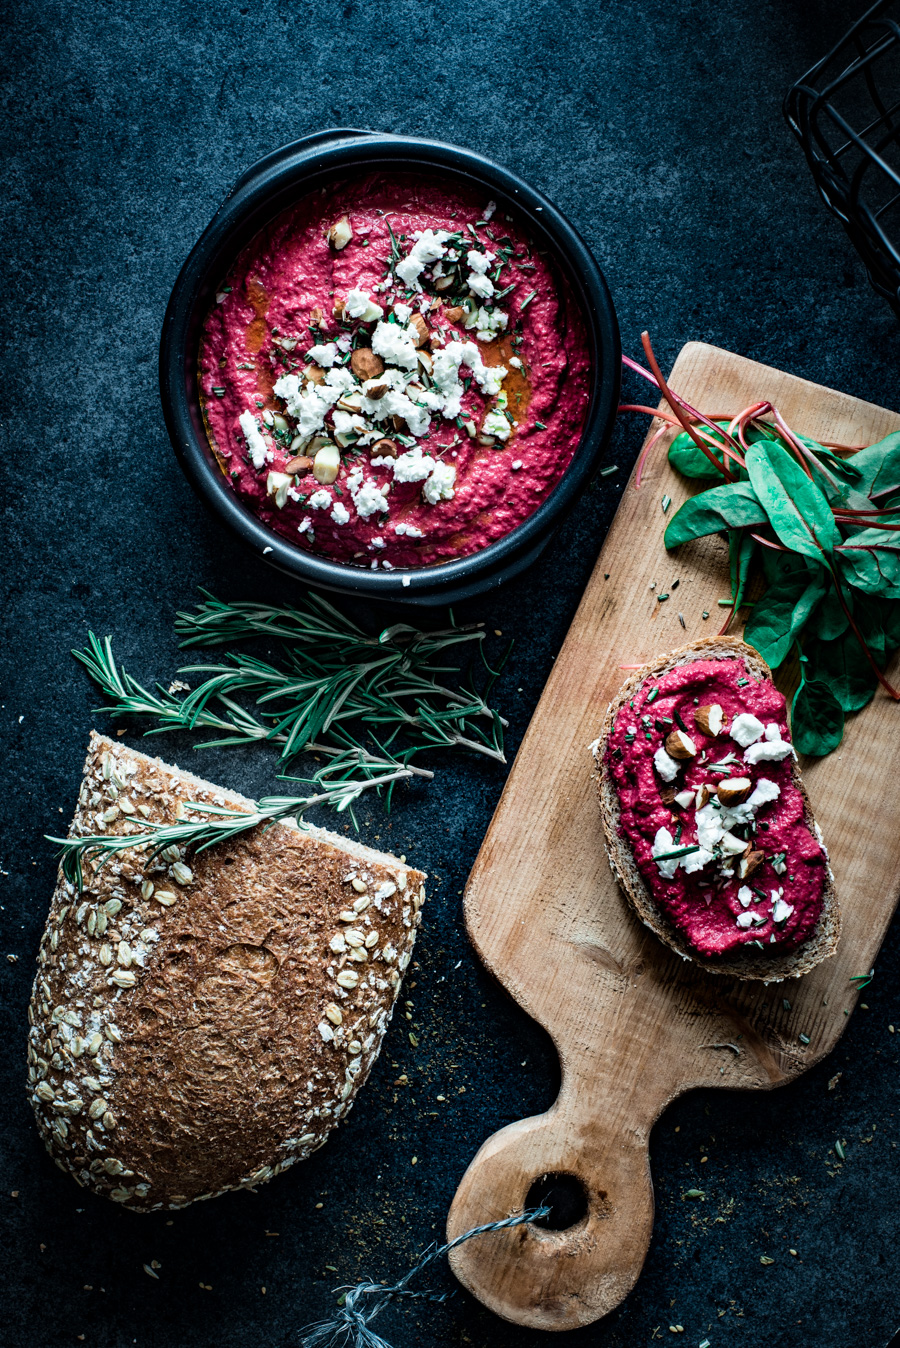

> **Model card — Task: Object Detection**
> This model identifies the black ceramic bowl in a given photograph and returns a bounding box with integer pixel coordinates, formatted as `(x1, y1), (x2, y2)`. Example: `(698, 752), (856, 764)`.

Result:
(160, 129), (620, 605)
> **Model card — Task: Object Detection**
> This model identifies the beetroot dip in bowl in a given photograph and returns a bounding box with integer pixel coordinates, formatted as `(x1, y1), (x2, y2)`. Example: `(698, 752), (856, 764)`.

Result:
(161, 131), (620, 603)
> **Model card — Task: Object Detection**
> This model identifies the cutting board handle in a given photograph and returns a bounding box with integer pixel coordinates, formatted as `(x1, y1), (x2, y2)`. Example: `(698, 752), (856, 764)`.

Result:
(447, 1083), (656, 1329)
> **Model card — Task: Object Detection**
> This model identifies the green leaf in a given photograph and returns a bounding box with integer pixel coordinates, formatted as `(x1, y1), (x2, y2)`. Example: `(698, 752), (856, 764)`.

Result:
(791, 677), (845, 756)
(728, 529), (756, 612)
(805, 632), (876, 713)
(814, 579), (851, 642)
(837, 530), (900, 598)
(664, 483), (768, 549)
(745, 440), (838, 560)
(744, 568), (826, 667)
(667, 424), (739, 480)
(839, 431), (900, 500)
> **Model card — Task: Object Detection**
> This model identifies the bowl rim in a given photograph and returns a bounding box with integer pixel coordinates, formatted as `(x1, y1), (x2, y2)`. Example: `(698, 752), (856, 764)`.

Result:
(159, 128), (620, 601)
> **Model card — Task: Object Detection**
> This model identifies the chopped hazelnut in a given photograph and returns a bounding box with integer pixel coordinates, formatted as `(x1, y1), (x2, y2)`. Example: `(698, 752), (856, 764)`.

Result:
(665, 729), (697, 760)
(409, 314), (429, 347)
(350, 348), (385, 382)
(284, 454), (313, 475)
(327, 215), (353, 250)
(370, 438), (398, 459)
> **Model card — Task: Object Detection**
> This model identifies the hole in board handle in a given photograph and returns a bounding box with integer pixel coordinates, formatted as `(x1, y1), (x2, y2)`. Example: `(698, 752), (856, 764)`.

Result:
(525, 1172), (589, 1230)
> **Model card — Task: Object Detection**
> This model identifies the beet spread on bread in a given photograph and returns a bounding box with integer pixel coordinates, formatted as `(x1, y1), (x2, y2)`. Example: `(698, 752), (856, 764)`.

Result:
(594, 638), (840, 982)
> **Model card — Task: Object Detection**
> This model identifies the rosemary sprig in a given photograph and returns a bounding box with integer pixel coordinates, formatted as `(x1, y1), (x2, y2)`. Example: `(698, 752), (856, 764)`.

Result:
(48, 754), (432, 891)
(72, 594), (510, 829)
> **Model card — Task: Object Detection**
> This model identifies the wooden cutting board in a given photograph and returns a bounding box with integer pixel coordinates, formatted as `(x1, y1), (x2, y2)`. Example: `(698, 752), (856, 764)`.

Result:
(445, 342), (900, 1330)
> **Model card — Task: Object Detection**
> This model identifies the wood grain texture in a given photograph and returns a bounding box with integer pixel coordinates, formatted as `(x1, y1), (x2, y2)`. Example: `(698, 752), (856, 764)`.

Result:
(446, 343), (900, 1330)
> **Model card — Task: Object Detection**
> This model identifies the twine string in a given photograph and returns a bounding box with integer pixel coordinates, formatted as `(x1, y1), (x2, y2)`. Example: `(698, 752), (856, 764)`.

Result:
(298, 1206), (551, 1348)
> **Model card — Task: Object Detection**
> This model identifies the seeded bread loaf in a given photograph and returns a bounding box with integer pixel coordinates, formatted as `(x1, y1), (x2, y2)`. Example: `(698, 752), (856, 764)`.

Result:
(593, 637), (840, 982)
(27, 733), (425, 1211)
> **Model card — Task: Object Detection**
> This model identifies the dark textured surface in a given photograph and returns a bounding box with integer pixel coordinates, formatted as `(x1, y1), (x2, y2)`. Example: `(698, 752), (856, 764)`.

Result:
(1, 2), (899, 1346)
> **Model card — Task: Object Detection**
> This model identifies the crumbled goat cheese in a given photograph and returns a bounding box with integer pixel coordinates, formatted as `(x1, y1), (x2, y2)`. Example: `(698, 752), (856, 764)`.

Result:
(344, 289), (383, 322)
(482, 408), (512, 441)
(307, 489), (333, 510)
(467, 249), (495, 275)
(307, 342), (338, 367)
(272, 375), (341, 438)
(509, 356), (523, 369)
(423, 460), (456, 504)
(395, 229), (448, 289)
(346, 469), (390, 518)
(394, 521), (424, 538)
(772, 897), (794, 924)
(511, 459), (523, 470)
(392, 447), (436, 483)
(736, 911), (754, 928)
(483, 199), (497, 220)
(730, 713), (765, 747)
(474, 307), (509, 341)
(239, 411), (269, 469)
(331, 501), (350, 525)
(737, 886), (753, 908)
(430, 340), (506, 418)
(744, 738), (792, 764)
(653, 746), (681, 782)
(371, 320), (420, 371)
(393, 302), (412, 323)
(468, 271), (494, 300)
(746, 778), (780, 809)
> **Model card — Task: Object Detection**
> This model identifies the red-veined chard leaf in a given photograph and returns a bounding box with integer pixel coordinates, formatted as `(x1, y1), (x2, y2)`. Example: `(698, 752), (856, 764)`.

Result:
(668, 424), (744, 480)
(838, 431), (900, 500)
(804, 632), (876, 713)
(813, 579), (851, 641)
(791, 677), (845, 756)
(664, 482), (767, 549)
(745, 440), (839, 560)
(837, 528), (900, 598)
(743, 568), (826, 668)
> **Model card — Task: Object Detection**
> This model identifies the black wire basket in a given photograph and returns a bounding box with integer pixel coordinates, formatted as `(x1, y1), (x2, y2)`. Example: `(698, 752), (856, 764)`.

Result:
(785, 0), (900, 319)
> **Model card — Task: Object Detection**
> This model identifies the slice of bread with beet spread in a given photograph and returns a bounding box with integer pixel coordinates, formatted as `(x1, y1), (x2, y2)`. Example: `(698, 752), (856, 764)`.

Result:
(593, 636), (841, 982)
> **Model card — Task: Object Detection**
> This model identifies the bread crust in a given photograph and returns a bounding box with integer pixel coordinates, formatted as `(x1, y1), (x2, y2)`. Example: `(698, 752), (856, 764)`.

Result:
(593, 637), (840, 982)
(27, 734), (425, 1210)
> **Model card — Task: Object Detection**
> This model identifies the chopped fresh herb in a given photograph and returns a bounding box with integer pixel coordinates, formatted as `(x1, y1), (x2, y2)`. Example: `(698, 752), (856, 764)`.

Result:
(654, 844), (701, 861)
(799, 1032), (810, 1044)
(674, 708), (689, 733)
(674, 822), (683, 844)
(534, 421), (548, 430)
(783, 999), (791, 1011)
(737, 677), (749, 686)
(598, 463), (618, 477)
(658, 593), (669, 602)
(835, 1140), (846, 1160)
(646, 686), (660, 703)
(662, 495), (672, 513)
(211, 388), (225, 397)
(520, 290), (537, 310)
(701, 610), (710, 620)
(671, 578), (680, 589)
